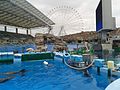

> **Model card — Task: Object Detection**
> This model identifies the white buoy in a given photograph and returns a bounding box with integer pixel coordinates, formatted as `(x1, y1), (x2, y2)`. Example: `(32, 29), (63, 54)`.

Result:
(107, 61), (114, 69)
(43, 61), (48, 65)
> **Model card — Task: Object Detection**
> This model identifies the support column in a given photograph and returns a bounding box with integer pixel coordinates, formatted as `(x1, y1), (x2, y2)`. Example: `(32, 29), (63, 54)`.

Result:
(16, 28), (18, 34)
(101, 31), (107, 44)
(4, 26), (7, 32)
(26, 29), (29, 35)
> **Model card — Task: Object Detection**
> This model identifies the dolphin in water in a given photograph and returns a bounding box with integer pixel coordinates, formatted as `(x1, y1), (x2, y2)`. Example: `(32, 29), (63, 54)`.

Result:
(0, 76), (14, 83)
(0, 69), (28, 84)
(2, 69), (28, 76)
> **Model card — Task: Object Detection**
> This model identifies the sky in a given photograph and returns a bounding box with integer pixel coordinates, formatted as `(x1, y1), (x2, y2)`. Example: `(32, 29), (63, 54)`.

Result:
(27, 0), (100, 36)
(26, 0), (120, 36)
(0, 0), (120, 36)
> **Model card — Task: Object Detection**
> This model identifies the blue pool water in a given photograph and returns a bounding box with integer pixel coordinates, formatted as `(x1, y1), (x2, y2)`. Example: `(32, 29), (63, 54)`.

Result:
(0, 59), (119, 90)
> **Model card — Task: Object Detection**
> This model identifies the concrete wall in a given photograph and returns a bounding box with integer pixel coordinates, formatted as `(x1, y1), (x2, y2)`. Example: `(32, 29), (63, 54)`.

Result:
(102, 44), (112, 50)
(112, 17), (116, 29)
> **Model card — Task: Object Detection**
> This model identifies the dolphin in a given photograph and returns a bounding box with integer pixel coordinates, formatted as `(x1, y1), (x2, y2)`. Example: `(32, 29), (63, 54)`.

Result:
(2, 69), (28, 76)
(0, 76), (14, 83)
(0, 69), (28, 84)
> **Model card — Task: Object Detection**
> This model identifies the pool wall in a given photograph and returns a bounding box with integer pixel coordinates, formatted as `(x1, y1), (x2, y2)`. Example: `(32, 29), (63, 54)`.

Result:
(21, 52), (55, 61)
(0, 52), (14, 63)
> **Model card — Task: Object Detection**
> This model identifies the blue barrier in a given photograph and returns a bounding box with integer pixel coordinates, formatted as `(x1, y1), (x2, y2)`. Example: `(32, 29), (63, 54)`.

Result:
(94, 59), (104, 67)
(71, 55), (83, 62)
(0, 44), (36, 53)
(0, 52), (14, 63)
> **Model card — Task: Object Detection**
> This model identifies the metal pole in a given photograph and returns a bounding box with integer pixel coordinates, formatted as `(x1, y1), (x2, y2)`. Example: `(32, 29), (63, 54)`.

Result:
(97, 67), (100, 75)
(108, 69), (112, 77)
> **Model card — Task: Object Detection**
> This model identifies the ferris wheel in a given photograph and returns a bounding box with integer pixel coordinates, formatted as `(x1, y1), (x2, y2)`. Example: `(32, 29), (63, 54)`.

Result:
(47, 6), (84, 36)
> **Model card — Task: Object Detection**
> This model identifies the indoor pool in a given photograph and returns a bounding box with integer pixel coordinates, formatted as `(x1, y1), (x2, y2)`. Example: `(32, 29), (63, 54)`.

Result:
(0, 59), (119, 90)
